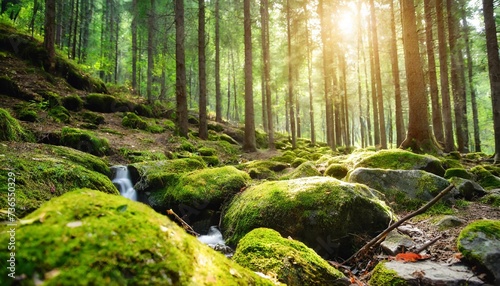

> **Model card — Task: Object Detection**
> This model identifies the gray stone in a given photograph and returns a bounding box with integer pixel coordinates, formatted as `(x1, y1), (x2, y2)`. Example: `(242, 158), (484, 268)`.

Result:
(370, 260), (484, 285)
(436, 215), (466, 229)
(449, 177), (488, 200)
(381, 230), (416, 255)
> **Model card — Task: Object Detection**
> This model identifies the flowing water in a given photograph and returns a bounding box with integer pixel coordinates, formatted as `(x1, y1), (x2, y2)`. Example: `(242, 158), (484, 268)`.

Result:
(111, 165), (137, 201)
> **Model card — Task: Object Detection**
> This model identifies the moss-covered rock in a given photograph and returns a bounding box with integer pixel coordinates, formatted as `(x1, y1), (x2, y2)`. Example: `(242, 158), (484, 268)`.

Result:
(0, 189), (273, 286)
(198, 147), (216, 156)
(218, 133), (239, 145)
(457, 219), (500, 284)
(60, 127), (110, 156)
(348, 168), (454, 211)
(0, 142), (116, 218)
(201, 155), (220, 167)
(444, 168), (472, 180)
(48, 105), (71, 123)
(233, 228), (349, 286)
(0, 75), (34, 101)
(62, 94), (84, 111)
(272, 151), (297, 164)
(324, 164), (349, 179)
(480, 191), (500, 208)
(14, 103), (38, 122)
(0, 108), (34, 142)
(280, 161), (321, 180)
(368, 262), (408, 286)
(208, 123), (224, 132)
(470, 166), (500, 190)
(240, 160), (289, 180)
(222, 177), (394, 259)
(291, 157), (307, 168)
(354, 149), (445, 177)
(119, 148), (167, 163)
(84, 93), (134, 113)
(122, 112), (148, 130)
(448, 177), (487, 201)
(134, 104), (154, 117)
(40, 91), (62, 108)
(80, 111), (105, 125)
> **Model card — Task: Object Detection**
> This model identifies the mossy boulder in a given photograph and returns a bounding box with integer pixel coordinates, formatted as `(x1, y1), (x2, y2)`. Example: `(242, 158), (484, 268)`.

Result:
(457, 219), (500, 284)
(348, 168), (454, 211)
(0, 75), (34, 101)
(60, 127), (110, 156)
(222, 177), (394, 259)
(14, 103), (38, 122)
(122, 112), (148, 130)
(470, 166), (500, 190)
(480, 190), (500, 207)
(119, 148), (167, 163)
(444, 168), (472, 180)
(280, 161), (321, 180)
(0, 189), (273, 286)
(0, 108), (33, 142)
(291, 157), (307, 168)
(233, 228), (349, 286)
(80, 111), (105, 125)
(84, 93), (134, 113)
(272, 151), (297, 164)
(324, 164), (349, 179)
(198, 147), (216, 156)
(61, 94), (84, 111)
(354, 149), (445, 177)
(448, 177), (487, 201)
(48, 105), (71, 123)
(240, 160), (289, 180)
(0, 142), (116, 217)
(201, 155), (220, 167)
(134, 104), (154, 117)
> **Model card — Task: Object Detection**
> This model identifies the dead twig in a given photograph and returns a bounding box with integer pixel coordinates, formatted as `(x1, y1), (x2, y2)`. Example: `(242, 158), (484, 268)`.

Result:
(166, 209), (200, 237)
(415, 234), (443, 253)
(343, 184), (455, 265)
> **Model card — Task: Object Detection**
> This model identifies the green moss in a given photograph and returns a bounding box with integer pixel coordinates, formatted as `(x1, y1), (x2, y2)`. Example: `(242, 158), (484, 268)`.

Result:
(0, 142), (116, 218)
(233, 228), (347, 286)
(202, 155), (220, 167)
(457, 219), (500, 270)
(280, 161), (321, 180)
(240, 160), (288, 180)
(0, 108), (34, 142)
(324, 164), (349, 179)
(180, 141), (196, 152)
(62, 94), (84, 111)
(80, 111), (105, 125)
(480, 193), (500, 207)
(163, 119), (176, 131)
(368, 262), (408, 286)
(122, 112), (148, 130)
(84, 93), (117, 113)
(198, 147), (216, 156)
(134, 104), (154, 117)
(119, 148), (167, 163)
(291, 157), (307, 168)
(470, 166), (500, 190)
(355, 149), (445, 176)
(444, 168), (472, 180)
(255, 130), (268, 149)
(0, 189), (272, 286)
(218, 133), (239, 145)
(0, 75), (34, 100)
(40, 91), (62, 108)
(440, 158), (464, 169)
(147, 124), (165, 133)
(48, 106), (71, 123)
(208, 123), (224, 132)
(271, 151), (296, 164)
(60, 127), (110, 156)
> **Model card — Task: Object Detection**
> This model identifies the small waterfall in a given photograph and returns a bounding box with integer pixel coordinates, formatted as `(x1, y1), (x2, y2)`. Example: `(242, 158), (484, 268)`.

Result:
(111, 165), (137, 201)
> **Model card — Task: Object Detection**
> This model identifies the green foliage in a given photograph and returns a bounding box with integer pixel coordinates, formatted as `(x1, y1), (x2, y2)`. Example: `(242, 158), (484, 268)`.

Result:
(233, 228), (347, 285)
(0, 189), (272, 285)
(60, 127), (110, 156)
(48, 106), (71, 123)
(0, 108), (33, 141)
(62, 95), (84, 111)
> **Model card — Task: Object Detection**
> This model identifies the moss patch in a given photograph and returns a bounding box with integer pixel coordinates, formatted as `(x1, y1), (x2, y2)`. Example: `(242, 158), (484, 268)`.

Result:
(444, 168), (472, 180)
(280, 161), (321, 180)
(60, 127), (110, 156)
(48, 105), (71, 123)
(233, 228), (347, 286)
(0, 108), (34, 142)
(0, 189), (273, 285)
(122, 112), (148, 130)
(0, 142), (116, 218)
(368, 262), (408, 286)
(470, 166), (500, 190)
(324, 164), (349, 179)
(62, 95), (84, 111)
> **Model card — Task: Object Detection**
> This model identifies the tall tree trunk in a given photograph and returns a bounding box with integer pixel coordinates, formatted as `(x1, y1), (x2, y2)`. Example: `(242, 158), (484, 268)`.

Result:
(198, 0), (208, 140)
(304, 3), (315, 145)
(175, 0), (188, 137)
(368, 26), (380, 146)
(369, 0), (387, 149)
(400, 0), (440, 153)
(447, 0), (468, 152)
(44, 0), (56, 73)
(71, 0), (79, 60)
(131, 0), (138, 92)
(390, 0), (404, 147)
(232, 50), (239, 122)
(30, 0), (39, 37)
(262, 0), (274, 149)
(79, 0), (92, 63)
(461, 2), (480, 152)
(340, 54), (350, 147)
(423, 0), (444, 145)
(243, 0), (256, 152)
(436, 1), (455, 152)
(147, 0), (155, 103)
(483, 0), (500, 162)
(214, 0), (222, 123)
(357, 1), (366, 148)
(226, 50), (231, 121)
(286, 0), (296, 149)
(260, 3), (268, 133)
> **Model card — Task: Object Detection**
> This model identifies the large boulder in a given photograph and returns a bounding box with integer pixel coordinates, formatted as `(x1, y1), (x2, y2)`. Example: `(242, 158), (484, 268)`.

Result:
(222, 176), (395, 259)
(347, 168), (455, 210)
(0, 189), (272, 285)
(233, 228), (349, 286)
(353, 149), (445, 177)
(0, 142), (117, 217)
(280, 161), (321, 180)
(457, 219), (500, 284)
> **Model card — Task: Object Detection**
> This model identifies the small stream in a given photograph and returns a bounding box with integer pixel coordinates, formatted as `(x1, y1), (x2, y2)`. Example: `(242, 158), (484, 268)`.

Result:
(111, 165), (137, 201)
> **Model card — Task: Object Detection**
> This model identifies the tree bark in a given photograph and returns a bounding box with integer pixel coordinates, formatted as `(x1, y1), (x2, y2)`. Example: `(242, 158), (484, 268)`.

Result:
(483, 0), (500, 162)
(286, 0), (296, 149)
(262, 0), (274, 149)
(131, 0), (138, 92)
(198, 0), (208, 140)
(175, 0), (188, 137)
(214, 0), (222, 123)
(44, 0), (56, 73)
(243, 0), (256, 152)
(400, 0), (440, 153)
(147, 0), (155, 103)
(389, 0), (404, 147)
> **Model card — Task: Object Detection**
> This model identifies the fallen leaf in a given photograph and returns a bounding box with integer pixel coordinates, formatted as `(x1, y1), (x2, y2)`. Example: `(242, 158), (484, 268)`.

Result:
(394, 252), (431, 262)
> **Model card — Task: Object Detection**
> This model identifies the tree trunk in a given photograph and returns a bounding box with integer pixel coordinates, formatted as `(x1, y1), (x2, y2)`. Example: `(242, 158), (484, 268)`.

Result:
(175, 0), (188, 137)
(262, 0), (274, 149)
(147, 0), (155, 103)
(482, 0), (500, 162)
(357, 1), (366, 148)
(423, 0), (444, 145)
(198, 0), (208, 140)
(214, 0), (222, 123)
(131, 0), (138, 92)
(369, 0), (387, 149)
(71, 0), (79, 60)
(44, 0), (56, 73)
(400, 0), (440, 153)
(368, 26), (380, 147)
(243, 0), (256, 152)
(390, 0), (405, 147)
(436, 1), (455, 152)
(286, 0), (296, 149)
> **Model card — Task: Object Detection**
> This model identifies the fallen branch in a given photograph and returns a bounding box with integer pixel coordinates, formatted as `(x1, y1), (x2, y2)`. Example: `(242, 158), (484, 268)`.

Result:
(166, 209), (200, 237)
(343, 184), (455, 265)
(415, 234), (443, 254)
